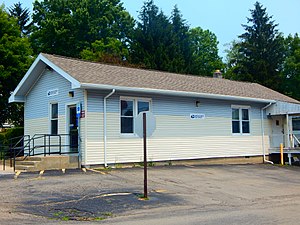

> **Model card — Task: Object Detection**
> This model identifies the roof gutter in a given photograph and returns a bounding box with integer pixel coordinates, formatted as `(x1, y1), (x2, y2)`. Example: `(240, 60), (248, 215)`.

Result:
(103, 89), (115, 167)
(80, 83), (277, 104)
(261, 102), (275, 164)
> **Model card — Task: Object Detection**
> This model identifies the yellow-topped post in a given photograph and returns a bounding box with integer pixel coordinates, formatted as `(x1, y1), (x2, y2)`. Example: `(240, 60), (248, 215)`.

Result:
(280, 143), (284, 165)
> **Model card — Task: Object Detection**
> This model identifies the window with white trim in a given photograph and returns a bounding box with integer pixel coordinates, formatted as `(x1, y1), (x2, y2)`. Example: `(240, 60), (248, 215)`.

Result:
(232, 107), (250, 134)
(50, 103), (58, 135)
(120, 98), (150, 134)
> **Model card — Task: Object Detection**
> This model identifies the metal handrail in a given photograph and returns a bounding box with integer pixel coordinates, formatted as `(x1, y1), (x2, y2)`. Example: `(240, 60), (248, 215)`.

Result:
(4, 133), (79, 171)
(24, 134), (77, 158)
(10, 135), (30, 149)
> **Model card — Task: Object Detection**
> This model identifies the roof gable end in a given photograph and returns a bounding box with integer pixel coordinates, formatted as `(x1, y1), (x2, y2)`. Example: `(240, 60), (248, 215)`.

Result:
(9, 53), (80, 103)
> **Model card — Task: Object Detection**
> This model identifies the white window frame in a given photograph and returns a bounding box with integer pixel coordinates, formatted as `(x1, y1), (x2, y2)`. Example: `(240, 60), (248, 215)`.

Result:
(120, 97), (152, 136)
(231, 105), (251, 135)
(49, 102), (59, 135)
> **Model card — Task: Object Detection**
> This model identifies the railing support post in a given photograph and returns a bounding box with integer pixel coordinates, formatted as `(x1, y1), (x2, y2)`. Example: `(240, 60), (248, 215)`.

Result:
(9, 142), (12, 167)
(13, 145), (16, 172)
(2, 148), (5, 171)
(48, 135), (51, 155)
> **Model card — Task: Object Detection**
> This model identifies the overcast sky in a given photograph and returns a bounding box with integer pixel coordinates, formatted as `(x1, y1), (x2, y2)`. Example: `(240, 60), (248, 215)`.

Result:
(2, 0), (300, 58)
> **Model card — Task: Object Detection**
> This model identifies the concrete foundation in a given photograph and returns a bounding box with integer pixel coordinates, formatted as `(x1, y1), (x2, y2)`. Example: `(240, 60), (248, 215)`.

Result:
(91, 155), (265, 169)
(15, 155), (79, 172)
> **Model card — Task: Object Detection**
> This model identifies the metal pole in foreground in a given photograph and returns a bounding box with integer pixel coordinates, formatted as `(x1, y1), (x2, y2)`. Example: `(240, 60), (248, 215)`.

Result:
(143, 112), (148, 198)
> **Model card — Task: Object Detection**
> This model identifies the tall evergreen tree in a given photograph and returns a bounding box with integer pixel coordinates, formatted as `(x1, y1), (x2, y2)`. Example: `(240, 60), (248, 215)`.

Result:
(0, 5), (33, 126)
(130, 0), (173, 71)
(232, 2), (285, 90)
(8, 2), (32, 36)
(30, 0), (134, 58)
(169, 5), (191, 73)
(131, 1), (223, 75)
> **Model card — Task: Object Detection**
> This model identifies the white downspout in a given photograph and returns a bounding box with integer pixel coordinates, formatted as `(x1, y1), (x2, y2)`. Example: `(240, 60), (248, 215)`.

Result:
(261, 102), (274, 164)
(103, 89), (115, 167)
(84, 90), (88, 166)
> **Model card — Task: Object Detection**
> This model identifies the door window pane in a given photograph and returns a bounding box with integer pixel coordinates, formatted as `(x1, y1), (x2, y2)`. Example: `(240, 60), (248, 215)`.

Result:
(51, 120), (58, 135)
(51, 103), (58, 119)
(51, 103), (58, 134)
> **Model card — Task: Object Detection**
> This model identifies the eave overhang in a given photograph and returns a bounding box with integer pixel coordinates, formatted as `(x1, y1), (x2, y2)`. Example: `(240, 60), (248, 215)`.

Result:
(80, 83), (277, 104)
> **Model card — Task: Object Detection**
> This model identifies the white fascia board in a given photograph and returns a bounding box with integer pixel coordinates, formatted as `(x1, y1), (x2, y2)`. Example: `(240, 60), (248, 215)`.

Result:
(8, 95), (25, 103)
(9, 55), (42, 103)
(9, 53), (81, 103)
(80, 83), (276, 104)
(39, 54), (81, 88)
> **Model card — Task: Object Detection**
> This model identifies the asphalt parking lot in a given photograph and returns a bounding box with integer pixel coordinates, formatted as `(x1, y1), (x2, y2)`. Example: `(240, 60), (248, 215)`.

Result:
(1, 164), (300, 225)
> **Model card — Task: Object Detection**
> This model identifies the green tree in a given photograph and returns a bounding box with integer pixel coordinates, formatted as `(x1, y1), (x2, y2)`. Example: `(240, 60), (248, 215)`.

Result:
(8, 2), (32, 36)
(168, 5), (191, 73)
(224, 40), (243, 79)
(282, 34), (300, 100)
(80, 37), (129, 64)
(131, 1), (223, 76)
(230, 2), (285, 90)
(30, 0), (134, 57)
(130, 0), (173, 71)
(0, 5), (33, 127)
(188, 27), (224, 76)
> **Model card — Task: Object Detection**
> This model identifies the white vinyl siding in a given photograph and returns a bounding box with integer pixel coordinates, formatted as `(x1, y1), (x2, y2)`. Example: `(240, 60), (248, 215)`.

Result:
(24, 69), (85, 157)
(84, 92), (269, 165)
(104, 112), (267, 164)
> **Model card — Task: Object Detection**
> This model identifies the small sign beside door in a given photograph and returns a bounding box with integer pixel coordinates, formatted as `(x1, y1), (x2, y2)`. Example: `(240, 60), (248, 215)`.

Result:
(80, 110), (85, 118)
(76, 104), (81, 118)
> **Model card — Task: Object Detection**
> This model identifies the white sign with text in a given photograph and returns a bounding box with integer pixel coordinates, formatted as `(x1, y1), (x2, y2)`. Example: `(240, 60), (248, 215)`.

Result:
(190, 113), (205, 120)
(47, 89), (58, 97)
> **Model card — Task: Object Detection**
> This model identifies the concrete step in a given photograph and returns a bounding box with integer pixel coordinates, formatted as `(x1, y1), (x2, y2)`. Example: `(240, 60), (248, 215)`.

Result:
(15, 156), (42, 162)
(15, 165), (36, 171)
(15, 161), (39, 166)
(13, 155), (79, 172)
(14, 157), (42, 172)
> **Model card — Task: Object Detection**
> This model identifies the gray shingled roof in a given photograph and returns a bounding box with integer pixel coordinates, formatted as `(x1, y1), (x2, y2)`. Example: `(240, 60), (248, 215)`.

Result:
(42, 53), (299, 104)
